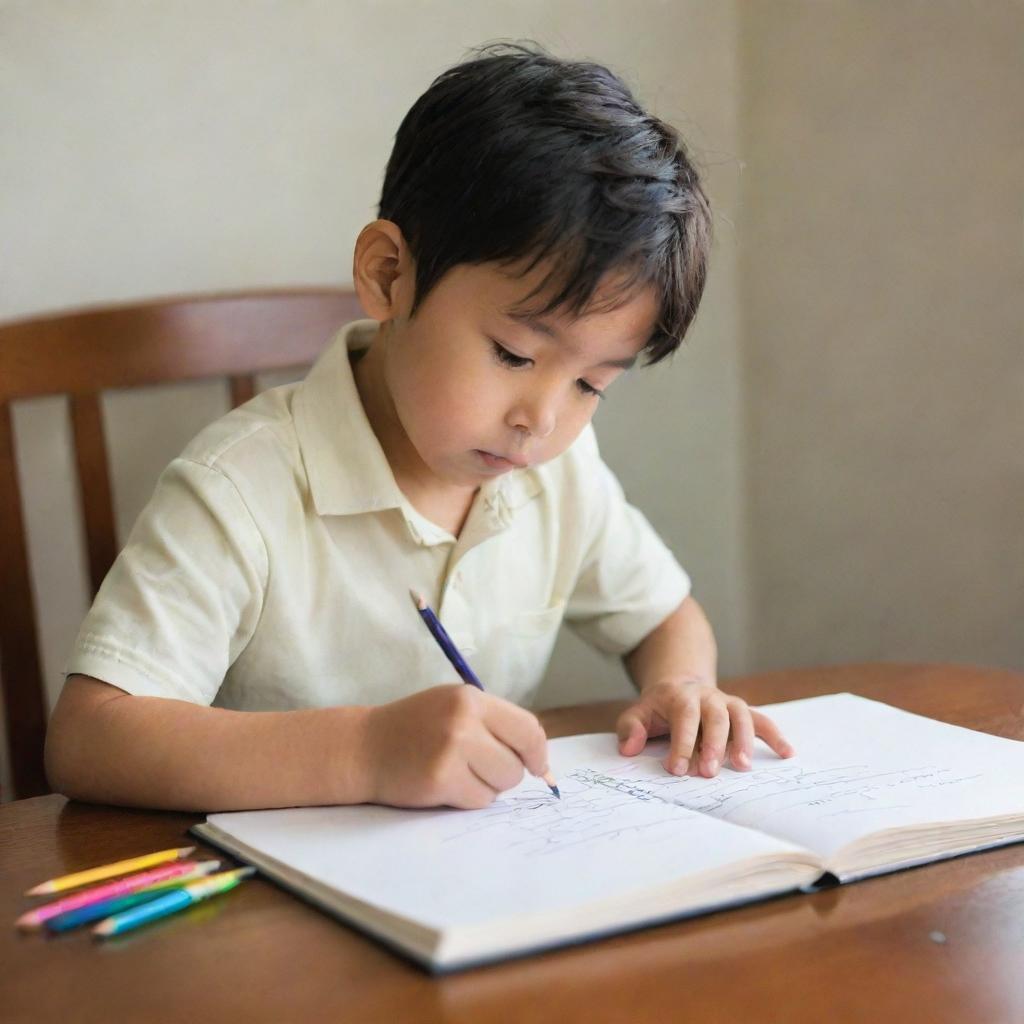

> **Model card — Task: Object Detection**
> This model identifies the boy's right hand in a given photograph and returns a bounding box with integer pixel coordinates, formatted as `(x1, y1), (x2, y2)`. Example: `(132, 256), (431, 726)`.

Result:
(358, 685), (551, 809)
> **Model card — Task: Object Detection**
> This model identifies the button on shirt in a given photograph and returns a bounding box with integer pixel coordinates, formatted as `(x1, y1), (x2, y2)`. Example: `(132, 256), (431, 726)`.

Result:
(66, 320), (691, 710)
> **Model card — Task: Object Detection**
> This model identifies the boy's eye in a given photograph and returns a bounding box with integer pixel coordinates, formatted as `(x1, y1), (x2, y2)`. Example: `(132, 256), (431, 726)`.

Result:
(490, 338), (605, 400)
(490, 339), (532, 368)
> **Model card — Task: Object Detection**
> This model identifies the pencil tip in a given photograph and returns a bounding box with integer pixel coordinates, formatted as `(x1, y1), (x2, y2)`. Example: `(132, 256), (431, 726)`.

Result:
(409, 588), (425, 609)
(541, 770), (560, 798)
(24, 882), (48, 896)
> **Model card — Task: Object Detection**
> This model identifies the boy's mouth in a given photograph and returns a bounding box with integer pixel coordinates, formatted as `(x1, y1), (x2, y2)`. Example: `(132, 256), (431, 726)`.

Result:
(474, 450), (529, 471)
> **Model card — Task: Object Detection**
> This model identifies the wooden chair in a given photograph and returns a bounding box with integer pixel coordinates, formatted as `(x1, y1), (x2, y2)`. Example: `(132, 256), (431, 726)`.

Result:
(0, 289), (364, 799)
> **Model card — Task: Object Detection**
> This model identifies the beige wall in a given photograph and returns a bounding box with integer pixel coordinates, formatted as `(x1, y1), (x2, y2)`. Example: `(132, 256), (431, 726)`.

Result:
(739, 1), (1024, 672)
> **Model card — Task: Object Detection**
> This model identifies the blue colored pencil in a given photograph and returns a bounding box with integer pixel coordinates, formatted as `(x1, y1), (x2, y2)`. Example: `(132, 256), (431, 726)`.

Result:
(411, 590), (484, 689)
(92, 868), (256, 938)
(409, 588), (560, 798)
(45, 889), (173, 933)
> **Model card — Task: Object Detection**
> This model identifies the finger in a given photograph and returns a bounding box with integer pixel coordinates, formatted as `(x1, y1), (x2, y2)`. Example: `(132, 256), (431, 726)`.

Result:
(482, 696), (552, 780)
(698, 699), (731, 776)
(467, 732), (527, 795)
(752, 710), (796, 758)
(726, 700), (756, 770)
(666, 697), (702, 776)
(453, 765), (500, 810)
(615, 705), (654, 756)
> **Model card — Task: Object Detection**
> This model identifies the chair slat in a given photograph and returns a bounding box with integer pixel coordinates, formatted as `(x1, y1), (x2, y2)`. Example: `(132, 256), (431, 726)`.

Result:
(69, 394), (119, 596)
(229, 375), (256, 408)
(0, 403), (49, 798)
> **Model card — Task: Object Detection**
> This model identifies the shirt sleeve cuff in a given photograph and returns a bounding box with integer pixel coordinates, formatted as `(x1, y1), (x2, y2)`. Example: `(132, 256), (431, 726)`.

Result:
(567, 562), (691, 656)
(64, 639), (215, 704)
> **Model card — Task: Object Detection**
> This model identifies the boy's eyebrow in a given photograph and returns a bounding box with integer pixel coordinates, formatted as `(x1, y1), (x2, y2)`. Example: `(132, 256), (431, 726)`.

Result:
(596, 353), (638, 370)
(505, 310), (559, 338)
(502, 310), (639, 370)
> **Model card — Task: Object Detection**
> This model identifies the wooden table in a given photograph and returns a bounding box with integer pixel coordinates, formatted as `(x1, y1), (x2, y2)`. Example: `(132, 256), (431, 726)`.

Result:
(3, 663), (1024, 1024)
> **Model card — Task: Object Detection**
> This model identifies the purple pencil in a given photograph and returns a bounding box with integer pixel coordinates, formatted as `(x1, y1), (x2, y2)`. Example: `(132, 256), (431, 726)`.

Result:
(410, 589), (483, 689)
(409, 589), (560, 798)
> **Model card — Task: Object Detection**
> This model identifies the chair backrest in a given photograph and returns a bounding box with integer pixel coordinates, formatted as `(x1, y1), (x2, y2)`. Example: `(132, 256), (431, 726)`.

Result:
(0, 289), (364, 798)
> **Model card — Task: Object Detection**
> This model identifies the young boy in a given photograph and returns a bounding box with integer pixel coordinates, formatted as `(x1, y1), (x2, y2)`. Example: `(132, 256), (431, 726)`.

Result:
(45, 42), (793, 812)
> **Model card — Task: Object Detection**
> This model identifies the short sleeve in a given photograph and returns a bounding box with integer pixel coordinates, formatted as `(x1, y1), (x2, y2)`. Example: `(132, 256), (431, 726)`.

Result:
(64, 457), (268, 704)
(563, 436), (691, 656)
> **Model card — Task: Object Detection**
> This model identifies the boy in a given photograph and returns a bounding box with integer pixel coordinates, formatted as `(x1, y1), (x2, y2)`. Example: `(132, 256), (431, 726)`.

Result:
(45, 42), (793, 812)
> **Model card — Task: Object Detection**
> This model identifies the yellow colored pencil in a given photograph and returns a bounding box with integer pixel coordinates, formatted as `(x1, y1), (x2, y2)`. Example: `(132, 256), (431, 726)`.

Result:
(25, 847), (196, 896)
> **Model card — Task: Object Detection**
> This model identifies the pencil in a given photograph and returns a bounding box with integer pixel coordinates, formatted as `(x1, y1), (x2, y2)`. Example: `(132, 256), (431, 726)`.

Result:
(46, 889), (183, 933)
(410, 588), (560, 798)
(16, 860), (221, 930)
(44, 863), (224, 933)
(92, 868), (256, 938)
(26, 846), (196, 896)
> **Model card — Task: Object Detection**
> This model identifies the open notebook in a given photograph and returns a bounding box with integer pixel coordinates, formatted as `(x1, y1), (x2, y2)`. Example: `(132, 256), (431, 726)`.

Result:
(191, 693), (1024, 972)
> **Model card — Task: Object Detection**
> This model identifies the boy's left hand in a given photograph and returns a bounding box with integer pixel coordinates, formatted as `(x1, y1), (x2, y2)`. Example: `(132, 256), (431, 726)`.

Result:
(615, 679), (794, 777)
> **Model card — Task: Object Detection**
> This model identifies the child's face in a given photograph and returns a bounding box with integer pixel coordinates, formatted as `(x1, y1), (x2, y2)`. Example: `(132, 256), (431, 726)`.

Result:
(367, 256), (659, 495)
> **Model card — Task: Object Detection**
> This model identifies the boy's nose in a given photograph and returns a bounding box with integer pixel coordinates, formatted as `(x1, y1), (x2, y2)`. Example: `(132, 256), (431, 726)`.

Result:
(507, 387), (558, 440)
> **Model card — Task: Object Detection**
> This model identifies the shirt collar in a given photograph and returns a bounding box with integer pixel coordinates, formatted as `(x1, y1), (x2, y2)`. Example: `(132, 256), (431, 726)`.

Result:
(293, 319), (542, 525)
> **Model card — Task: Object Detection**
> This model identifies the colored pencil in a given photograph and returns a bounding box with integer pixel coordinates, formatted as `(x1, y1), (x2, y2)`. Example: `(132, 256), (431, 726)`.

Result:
(409, 588), (560, 798)
(16, 860), (220, 930)
(26, 846), (195, 896)
(410, 588), (484, 689)
(44, 863), (223, 933)
(92, 868), (256, 938)
(45, 890), (178, 933)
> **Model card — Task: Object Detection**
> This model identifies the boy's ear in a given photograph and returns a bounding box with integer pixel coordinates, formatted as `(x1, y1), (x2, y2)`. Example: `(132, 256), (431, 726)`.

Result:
(352, 220), (413, 321)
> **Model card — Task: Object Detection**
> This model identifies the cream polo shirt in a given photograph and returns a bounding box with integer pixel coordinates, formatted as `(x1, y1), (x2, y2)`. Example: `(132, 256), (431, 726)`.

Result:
(66, 319), (691, 710)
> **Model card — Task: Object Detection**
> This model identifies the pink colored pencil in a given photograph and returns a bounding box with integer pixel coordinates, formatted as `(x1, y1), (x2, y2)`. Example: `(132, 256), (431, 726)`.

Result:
(16, 860), (219, 930)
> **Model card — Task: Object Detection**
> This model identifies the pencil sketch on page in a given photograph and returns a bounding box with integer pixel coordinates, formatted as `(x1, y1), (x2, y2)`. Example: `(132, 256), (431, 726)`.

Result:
(574, 757), (985, 831)
(438, 757), (984, 859)
(439, 769), (705, 860)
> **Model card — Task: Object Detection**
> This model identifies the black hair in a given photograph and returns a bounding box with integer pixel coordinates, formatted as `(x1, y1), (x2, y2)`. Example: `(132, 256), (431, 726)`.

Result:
(377, 40), (713, 365)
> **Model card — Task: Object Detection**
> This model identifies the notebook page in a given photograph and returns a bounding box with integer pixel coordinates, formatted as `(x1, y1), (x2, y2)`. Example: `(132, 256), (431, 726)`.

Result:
(590, 693), (1024, 862)
(206, 736), (812, 931)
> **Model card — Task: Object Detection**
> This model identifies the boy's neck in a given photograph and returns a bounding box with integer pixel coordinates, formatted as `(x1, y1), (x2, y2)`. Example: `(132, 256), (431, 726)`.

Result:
(351, 336), (477, 536)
